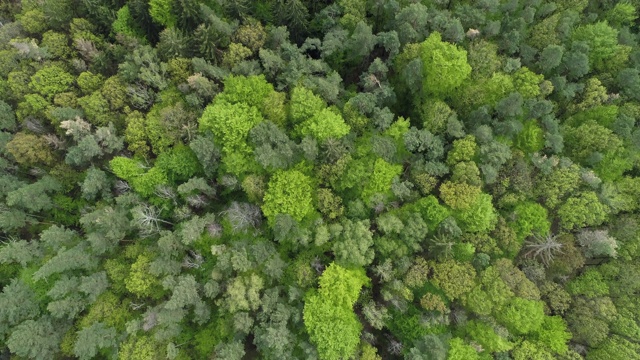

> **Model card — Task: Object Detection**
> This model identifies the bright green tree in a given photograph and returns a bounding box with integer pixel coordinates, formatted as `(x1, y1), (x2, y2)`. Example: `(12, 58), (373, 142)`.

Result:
(262, 169), (315, 225)
(361, 158), (403, 201)
(296, 107), (351, 142)
(496, 298), (545, 335)
(511, 202), (550, 241)
(454, 193), (497, 233)
(572, 21), (620, 71)
(198, 100), (263, 175)
(29, 65), (74, 99)
(420, 32), (472, 98)
(289, 86), (326, 124)
(439, 181), (481, 210)
(558, 192), (609, 230)
(148, 0), (176, 27)
(431, 260), (476, 300)
(447, 338), (479, 360)
(304, 263), (369, 360)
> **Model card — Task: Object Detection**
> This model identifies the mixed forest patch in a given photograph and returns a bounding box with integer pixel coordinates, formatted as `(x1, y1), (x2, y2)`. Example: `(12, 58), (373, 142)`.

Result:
(1, 0), (640, 359)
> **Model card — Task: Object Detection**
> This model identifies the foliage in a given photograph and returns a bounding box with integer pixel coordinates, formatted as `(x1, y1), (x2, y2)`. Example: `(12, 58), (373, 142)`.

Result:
(29, 65), (74, 99)
(572, 21), (620, 71)
(496, 297), (545, 335)
(296, 107), (351, 142)
(557, 192), (609, 230)
(420, 32), (472, 98)
(1, 1), (639, 359)
(262, 169), (314, 224)
(304, 263), (369, 360)
(199, 100), (262, 175)
(511, 202), (550, 241)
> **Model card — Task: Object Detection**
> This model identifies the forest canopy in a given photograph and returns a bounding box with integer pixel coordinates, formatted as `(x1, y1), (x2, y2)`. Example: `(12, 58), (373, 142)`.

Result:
(1, 0), (640, 359)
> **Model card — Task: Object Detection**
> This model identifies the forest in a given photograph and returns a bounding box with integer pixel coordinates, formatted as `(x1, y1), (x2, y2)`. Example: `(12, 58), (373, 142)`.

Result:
(1, 0), (640, 359)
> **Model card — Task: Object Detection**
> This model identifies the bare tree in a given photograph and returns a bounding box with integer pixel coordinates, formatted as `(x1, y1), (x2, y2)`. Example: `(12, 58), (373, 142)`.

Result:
(186, 194), (208, 208)
(220, 202), (262, 232)
(133, 204), (173, 237)
(24, 118), (47, 134)
(524, 233), (564, 266)
(310, 256), (324, 274)
(74, 38), (99, 61)
(142, 311), (157, 331)
(155, 185), (177, 204)
(114, 180), (131, 195)
(182, 250), (204, 269)
(373, 259), (394, 283)
(207, 222), (223, 238)
(387, 338), (403, 356)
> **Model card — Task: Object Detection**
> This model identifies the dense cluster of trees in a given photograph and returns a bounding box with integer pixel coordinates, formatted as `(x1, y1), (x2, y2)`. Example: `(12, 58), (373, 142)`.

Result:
(1, 0), (640, 359)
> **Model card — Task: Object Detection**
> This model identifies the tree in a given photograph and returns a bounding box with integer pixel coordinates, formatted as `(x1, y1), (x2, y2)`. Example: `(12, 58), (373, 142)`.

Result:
(496, 298), (545, 335)
(563, 121), (623, 164)
(439, 181), (481, 210)
(403, 127), (445, 160)
(617, 68), (640, 102)
(538, 45), (564, 73)
(606, 2), (638, 26)
(81, 167), (111, 201)
(154, 145), (203, 183)
(249, 121), (298, 171)
(361, 158), (403, 201)
(118, 336), (159, 360)
(125, 254), (162, 299)
(536, 164), (582, 209)
(465, 320), (513, 353)
(0, 279), (41, 328)
(510, 340), (554, 360)
(567, 297), (616, 347)
(7, 317), (62, 359)
(215, 340), (246, 360)
(511, 202), (550, 241)
(576, 229), (618, 258)
(112, 5), (145, 38)
(557, 192), (609, 230)
(447, 338), (479, 360)
(262, 169), (315, 225)
(73, 322), (117, 360)
(431, 260), (476, 300)
(332, 219), (375, 267)
(77, 71), (104, 94)
(296, 107), (351, 142)
(223, 274), (264, 313)
(165, 275), (201, 310)
(0, 99), (16, 131)
(216, 75), (276, 114)
(304, 263), (369, 360)
(6, 133), (56, 167)
(467, 40), (502, 79)
(525, 234), (565, 267)
(567, 268), (609, 298)
(198, 100), (263, 175)
(512, 67), (544, 99)
(289, 86), (326, 124)
(29, 65), (74, 99)
(447, 135), (477, 165)
(453, 193), (497, 233)
(420, 32), (471, 98)
(572, 21), (620, 71)
(587, 335), (640, 360)
(6, 176), (62, 213)
(515, 120), (545, 154)
(450, 162), (481, 186)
